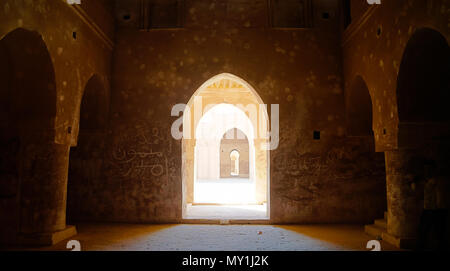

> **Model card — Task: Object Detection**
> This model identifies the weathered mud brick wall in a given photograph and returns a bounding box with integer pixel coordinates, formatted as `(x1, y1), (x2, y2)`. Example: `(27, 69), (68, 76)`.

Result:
(0, 0), (113, 243)
(342, 0), (450, 241)
(66, 0), (387, 224)
(343, 0), (450, 152)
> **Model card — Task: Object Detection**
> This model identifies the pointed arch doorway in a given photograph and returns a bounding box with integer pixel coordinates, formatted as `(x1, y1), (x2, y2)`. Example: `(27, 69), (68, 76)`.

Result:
(182, 73), (270, 221)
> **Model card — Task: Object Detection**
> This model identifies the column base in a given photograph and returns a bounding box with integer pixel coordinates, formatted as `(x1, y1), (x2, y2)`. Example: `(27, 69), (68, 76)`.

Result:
(381, 232), (416, 249)
(17, 225), (77, 246)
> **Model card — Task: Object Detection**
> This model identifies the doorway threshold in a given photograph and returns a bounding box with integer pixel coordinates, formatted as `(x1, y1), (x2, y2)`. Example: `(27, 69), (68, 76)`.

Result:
(183, 204), (269, 224)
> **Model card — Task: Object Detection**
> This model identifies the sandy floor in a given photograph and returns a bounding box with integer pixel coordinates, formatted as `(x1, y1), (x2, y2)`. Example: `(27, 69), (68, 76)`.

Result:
(11, 223), (401, 251)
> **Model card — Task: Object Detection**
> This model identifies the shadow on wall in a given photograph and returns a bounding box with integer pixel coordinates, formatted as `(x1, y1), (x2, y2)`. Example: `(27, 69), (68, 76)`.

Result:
(346, 75), (373, 137)
(397, 28), (450, 123)
(0, 28), (59, 244)
(67, 74), (110, 223)
(386, 27), (450, 248)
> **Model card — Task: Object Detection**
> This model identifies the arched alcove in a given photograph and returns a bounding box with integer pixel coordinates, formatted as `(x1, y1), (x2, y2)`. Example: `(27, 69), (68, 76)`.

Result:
(346, 75), (387, 236)
(0, 28), (59, 241)
(346, 76), (373, 136)
(0, 28), (56, 131)
(387, 28), (450, 247)
(67, 74), (109, 223)
(397, 28), (450, 123)
(79, 75), (109, 131)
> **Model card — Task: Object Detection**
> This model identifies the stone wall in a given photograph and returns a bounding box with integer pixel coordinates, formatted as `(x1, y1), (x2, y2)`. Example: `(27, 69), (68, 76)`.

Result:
(65, 0), (387, 224)
(342, 0), (450, 152)
(0, 0), (394, 234)
(342, 0), (450, 245)
(0, 0), (113, 244)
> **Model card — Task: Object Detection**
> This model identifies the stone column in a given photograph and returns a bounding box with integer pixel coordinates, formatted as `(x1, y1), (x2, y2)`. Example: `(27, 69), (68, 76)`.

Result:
(182, 138), (196, 205)
(385, 150), (423, 241)
(17, 137), (76, 245)
(254, 139), (268, 204)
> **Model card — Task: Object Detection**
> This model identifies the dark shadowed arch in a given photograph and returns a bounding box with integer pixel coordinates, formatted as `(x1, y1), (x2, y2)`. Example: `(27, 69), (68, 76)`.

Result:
(67, 74), (109, 223)
(393, 28), (450, 247)
(79, 75), (109, 131)
(346, 76), (373, 136)
(0, 28), (56, 131)
(397, 28), (450, 123)
(0, 28), (57, 242)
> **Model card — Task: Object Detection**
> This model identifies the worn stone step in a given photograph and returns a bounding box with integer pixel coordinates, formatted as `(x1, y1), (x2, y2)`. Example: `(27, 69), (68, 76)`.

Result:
(382, 232), (416, 249)
(374, 218), (387, 229)
(364, 224), (385, 239)
(17, 225), (77, 246)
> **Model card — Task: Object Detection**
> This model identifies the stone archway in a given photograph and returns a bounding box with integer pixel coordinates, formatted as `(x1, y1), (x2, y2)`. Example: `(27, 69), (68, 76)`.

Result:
(346, 75), (387, 240)
(182, 73), (270, 220)
(67, 75), (109, 223)
(385, 28), (450, 248)
(0, 28), (75, 245)
(397, 28), (450, 124)
(346, 76), (373, 137)
(229, 149), (241, 176)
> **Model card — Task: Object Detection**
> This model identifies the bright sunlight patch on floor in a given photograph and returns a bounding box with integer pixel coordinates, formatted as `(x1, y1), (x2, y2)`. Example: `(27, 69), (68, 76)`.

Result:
(194, 178), (256, 204)
(185, 204), (267, 220)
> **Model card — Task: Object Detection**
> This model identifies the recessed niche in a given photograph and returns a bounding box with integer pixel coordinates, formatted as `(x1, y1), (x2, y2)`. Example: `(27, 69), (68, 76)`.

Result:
(270, 0), (314, 28)
(377, 26), (382, 37)
(139, 0), (184, 29)
(313, 131), (321, 140)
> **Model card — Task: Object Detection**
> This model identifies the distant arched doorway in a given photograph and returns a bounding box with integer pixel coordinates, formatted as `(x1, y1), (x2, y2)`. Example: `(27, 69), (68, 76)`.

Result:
(194, 104), (256, 205)
(182, 73), (269, 220)
(230, 150), (240, 176)
(220, 128), (249, 178)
